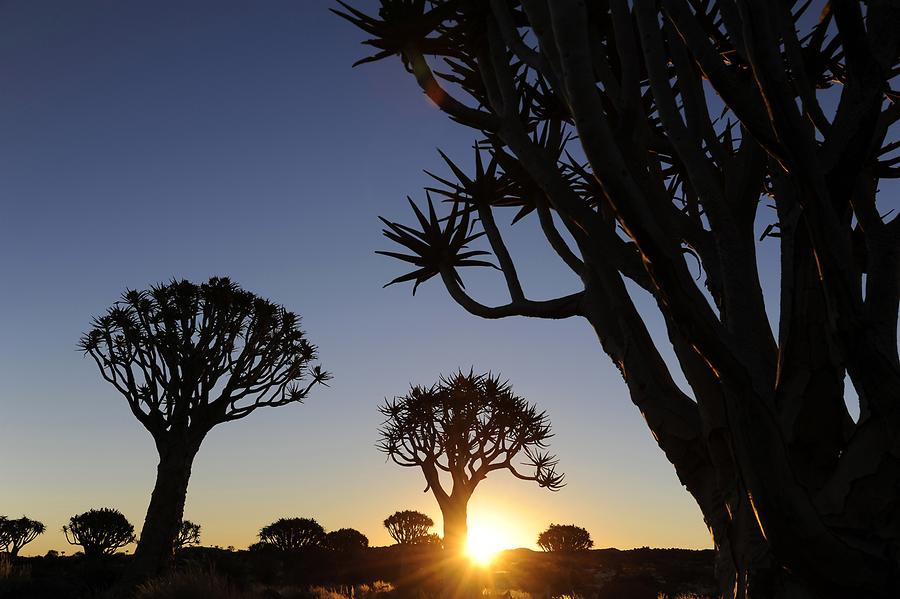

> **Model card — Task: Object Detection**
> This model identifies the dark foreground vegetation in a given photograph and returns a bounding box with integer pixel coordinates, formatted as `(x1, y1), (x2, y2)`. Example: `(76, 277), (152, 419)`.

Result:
(0, 546), (714, 599)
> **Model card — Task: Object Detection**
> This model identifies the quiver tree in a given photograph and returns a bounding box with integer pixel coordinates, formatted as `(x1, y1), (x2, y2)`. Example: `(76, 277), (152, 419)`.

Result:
(537, 524), (593, 553)
(258, 517), (326, 551)
(325, 528), (369, 553)
(174, 520), (201, 550)
(379, 371), (563, 555)
(0, 516), (45, 557)
(338, 1), (900, 597)
(80, 277), (329, 580)
(63, 508), (135, 557)
(383, 510), (434, 545)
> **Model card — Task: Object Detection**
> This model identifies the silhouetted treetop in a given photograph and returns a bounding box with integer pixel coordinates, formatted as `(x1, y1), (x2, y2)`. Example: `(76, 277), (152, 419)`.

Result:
(325, 528), (369, 552)
(383, 510), (434, 545)
(537, 524), (594, 553)
(379, 370), (563, 492)
(79, 277), (330, 433)
(258, 518), (326, 551)
(63, 508), (135, 557)
(0, 516), (45, 557)
(174, 520), (201, 550)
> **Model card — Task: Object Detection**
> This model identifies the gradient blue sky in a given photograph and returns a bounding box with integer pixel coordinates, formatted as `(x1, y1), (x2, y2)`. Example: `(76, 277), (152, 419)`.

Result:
(0, 0), (739, 555)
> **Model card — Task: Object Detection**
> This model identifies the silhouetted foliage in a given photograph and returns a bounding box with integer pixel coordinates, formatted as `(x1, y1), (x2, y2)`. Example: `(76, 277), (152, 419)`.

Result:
(383, 511), (433, 546)
(537, 524), (594, 553)
(325, 528), (369, 553)
(0, 516), (45, 557)
(62, 509), (135, 557)
(80, 277), (329, 581)
(379, 370), (562, 553)
(174, 521), (201, 550)
(258, 518), (326, 551)
(340, 0), (900, 595)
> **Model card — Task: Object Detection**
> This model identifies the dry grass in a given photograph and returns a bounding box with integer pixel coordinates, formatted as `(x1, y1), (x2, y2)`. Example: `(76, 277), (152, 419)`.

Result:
(0, 553), (31, 580)
(133, 565), (247, 599)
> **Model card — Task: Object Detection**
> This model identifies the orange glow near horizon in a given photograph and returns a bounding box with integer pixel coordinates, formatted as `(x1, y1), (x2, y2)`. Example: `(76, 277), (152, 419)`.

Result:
(465, 513), (520, 566)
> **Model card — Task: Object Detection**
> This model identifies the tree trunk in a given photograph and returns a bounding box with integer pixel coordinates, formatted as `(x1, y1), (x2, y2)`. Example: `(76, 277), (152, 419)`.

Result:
(124, 440), (200, 585)
(441, 499), (468, 557)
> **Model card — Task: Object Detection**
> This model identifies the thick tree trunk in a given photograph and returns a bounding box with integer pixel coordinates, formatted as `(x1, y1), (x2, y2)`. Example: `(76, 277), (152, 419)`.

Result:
(441, 499), (468, 557)
(124, 440), (200, 585)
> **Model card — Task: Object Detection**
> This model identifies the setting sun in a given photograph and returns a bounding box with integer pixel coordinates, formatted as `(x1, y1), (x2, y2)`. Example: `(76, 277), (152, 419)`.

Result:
(466, 529), (504, 565)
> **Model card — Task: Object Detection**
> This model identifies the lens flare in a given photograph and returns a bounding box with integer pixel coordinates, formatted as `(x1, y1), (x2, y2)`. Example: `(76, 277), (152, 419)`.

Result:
(466, 524), (506, 566)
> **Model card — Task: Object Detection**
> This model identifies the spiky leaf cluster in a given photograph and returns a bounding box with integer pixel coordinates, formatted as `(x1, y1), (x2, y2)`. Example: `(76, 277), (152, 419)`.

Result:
(377, 198), (495, 294)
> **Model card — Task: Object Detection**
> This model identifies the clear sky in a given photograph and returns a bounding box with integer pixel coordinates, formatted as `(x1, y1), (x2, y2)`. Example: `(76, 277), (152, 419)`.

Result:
(0, 0), (723, 556)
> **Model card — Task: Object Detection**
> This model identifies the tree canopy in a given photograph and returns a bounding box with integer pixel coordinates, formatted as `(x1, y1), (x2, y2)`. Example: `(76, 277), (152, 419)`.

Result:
(174, 521), (201, 550)
(537, 524), (594, 553)
(383, 510), (435, 545)
(258, 518), (326, 551)
(0, 516), (45, 557)
(80, 277), (330, 436)
(379, 370), (563, 492)
(63, 508), (136, 557)
(325, 528), (370, 553)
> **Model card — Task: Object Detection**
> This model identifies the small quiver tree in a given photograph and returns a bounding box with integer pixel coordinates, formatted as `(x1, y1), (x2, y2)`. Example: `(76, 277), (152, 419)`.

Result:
(325, 528), (369, 553)
(80, 277), (329, 580)
(258, 518), (326, 552)
(383, 510), (434, 545)
(174, 520), (201, 550)
(379, 371), (563, 555)
(537, 524), (593, 553)
(0, 516), (45, 557)
(63, 508), (135, 557)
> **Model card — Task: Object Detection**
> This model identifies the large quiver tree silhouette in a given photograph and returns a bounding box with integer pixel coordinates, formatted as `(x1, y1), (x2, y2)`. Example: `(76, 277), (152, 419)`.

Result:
(338, 1), (900, 597)
(379, 371), (562, 555)
(80, 277), (329, 581)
